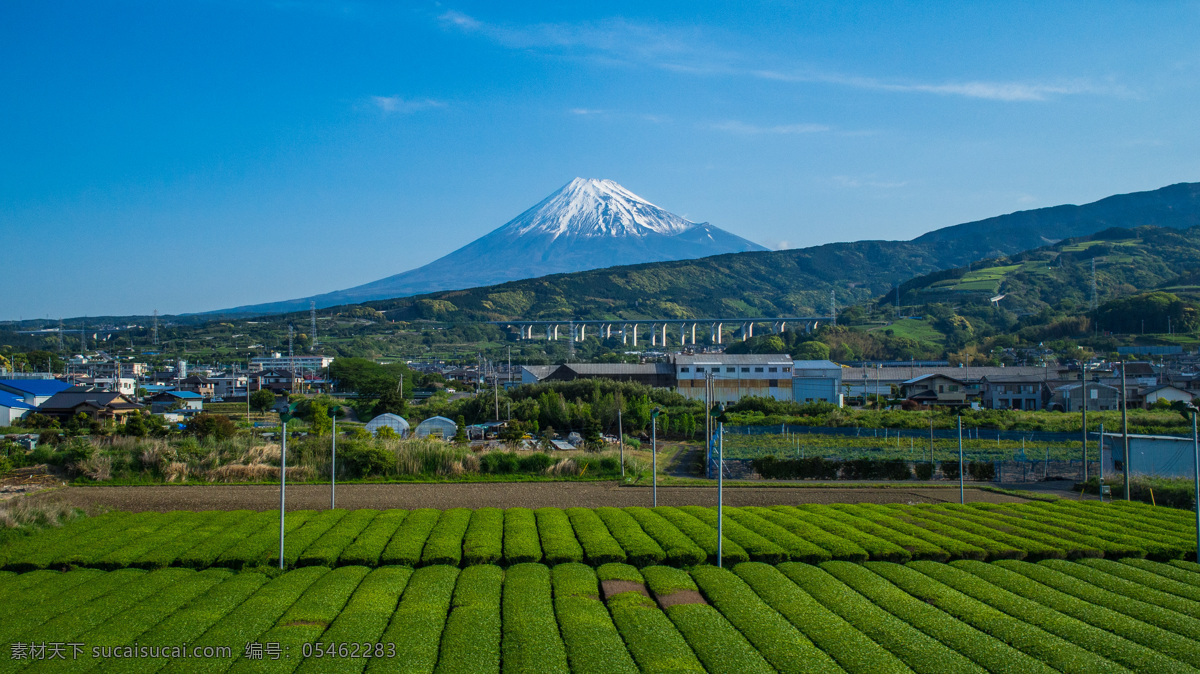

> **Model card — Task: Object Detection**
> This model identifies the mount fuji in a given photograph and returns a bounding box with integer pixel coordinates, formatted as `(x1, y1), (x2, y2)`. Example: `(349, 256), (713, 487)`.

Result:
(216, 178), (767, 315)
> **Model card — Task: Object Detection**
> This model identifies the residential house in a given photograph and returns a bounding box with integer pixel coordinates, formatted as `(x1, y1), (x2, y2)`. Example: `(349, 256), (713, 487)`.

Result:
(36, 387), (143, 424)
(0, 392), (36, 426)
(146, 391), (205, 414)
(0, 379), (72, 407)
(1051, 382), (1120, 412)
(250, 369), (303, 394)
(901, 374), (972, 406)
(177, 376), (216, 399)
(979, 375), (1053, 411)
(1140, 384), (1193, 408)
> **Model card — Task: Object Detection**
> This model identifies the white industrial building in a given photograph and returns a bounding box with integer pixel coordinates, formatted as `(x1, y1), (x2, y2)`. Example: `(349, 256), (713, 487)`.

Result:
(674, 354), (794, 404)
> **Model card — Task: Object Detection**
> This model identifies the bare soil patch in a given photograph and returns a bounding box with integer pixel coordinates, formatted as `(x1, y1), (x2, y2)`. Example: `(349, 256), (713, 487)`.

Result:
(26, 481), (1030, 513)
(655, 590), (708, 608)
(601, 580), (649, 600)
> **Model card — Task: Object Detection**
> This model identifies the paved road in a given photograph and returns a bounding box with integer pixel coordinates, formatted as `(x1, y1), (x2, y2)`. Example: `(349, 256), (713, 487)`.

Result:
(31, 481), (1029, 512)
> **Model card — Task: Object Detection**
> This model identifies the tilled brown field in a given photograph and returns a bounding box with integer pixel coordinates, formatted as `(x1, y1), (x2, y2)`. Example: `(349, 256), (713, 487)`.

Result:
(28, 481), (1029, 512)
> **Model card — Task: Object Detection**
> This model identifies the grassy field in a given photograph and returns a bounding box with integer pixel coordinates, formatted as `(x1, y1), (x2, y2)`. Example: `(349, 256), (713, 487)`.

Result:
(871, 318), (945, 344)
(1, 500), (1198, 672)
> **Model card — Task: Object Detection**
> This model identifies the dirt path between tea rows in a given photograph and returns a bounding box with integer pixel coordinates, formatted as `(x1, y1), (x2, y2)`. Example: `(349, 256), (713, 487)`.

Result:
(28, 481), (1030, 513)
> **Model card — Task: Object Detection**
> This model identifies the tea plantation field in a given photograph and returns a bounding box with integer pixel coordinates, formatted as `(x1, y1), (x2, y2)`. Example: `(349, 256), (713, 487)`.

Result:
(2, 501), (1197, 572)
(1, 500), (1198, 672)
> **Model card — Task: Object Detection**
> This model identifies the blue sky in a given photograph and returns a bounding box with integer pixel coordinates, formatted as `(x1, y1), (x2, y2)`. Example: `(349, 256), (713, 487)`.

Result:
(3, 1), (1199, 319)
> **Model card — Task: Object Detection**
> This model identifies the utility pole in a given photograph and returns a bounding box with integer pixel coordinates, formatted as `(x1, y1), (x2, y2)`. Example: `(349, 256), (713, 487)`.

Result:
(493, 364), (500, 422)
(1081, 361), (1088, 482)
(958, 416), (964, 504)
(1121, 362), (1130, 500)
(618, 403), (624, 479)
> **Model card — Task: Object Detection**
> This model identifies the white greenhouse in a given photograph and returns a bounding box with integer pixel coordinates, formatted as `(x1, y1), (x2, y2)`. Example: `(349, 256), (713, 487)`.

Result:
(364, 413), (410, 437)
(415, 415), (457, 439)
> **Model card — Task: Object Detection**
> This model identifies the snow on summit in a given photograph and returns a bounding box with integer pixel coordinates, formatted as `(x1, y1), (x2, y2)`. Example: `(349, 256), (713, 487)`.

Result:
(507, 178), (696, 239)
(214, 178), (766, 314)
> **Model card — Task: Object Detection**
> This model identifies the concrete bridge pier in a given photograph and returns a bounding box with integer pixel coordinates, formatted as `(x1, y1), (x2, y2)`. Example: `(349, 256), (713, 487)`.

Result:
(711, 322), (723, 344)
(650, 323), (658, 347)
(578, 324), (586, 342)
(553, 325), (560, 340)
(661, 323), (668, 347)
(632, 324), (638, 346)
(690, 323), (697, 345)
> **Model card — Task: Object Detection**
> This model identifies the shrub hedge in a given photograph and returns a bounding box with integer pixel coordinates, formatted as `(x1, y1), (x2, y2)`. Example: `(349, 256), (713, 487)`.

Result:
(997, 559), (1200, 642)
(294, 566), (412, 674)
(593, 507), (667, 567)
(566, 507), (626, 566)
(501, 563), (570, 674)
(367, 565), (459, 674)
(771, 561), (982, 674)
(693, 563), (844, 674)
(296, 509), (379, 567)
(821, 561), (1052, 674)
(378, 508), (440, 567)
(420, 508), (473, 567)
(337, 509), (408, 567)
(734, 562), (908, 673)
(461, 507), (503, 566)
(867, 561), (1122, 673)
(621, 507), (705, 566)
(551, 563), (639, 674)
(502, 508), (542, 565)
(913, 560), (1180, 672)
(434, 564), (502, 674)
(653, 506), (749, 566)
(535, 507), (584, 566)
(958, 559), (1200, 669)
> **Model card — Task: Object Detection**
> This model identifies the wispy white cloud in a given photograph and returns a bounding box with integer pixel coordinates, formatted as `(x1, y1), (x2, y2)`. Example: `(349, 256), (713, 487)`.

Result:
(369, 96), (446, 114)
(569, 108), (605, 116)
(438, 10), (1128, 103)
(832, 175), (908, 189)
(707, 120), (830, 135)
(753, 70), (1127, 101)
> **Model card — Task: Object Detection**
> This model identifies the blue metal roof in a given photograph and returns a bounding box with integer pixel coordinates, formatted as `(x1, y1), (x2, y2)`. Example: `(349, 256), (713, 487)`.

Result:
(0, 392), (36, 410)
(165, 391), (205, 399)
(0, 379), (71, 397)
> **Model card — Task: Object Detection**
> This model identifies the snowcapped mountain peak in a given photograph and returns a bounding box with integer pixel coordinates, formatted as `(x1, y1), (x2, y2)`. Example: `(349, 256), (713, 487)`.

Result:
(504, 177), (697, 239)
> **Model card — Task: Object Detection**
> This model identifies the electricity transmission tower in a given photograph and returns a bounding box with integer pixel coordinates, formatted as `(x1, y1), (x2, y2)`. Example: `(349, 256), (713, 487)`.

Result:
(830, 290), (837, 327)
(310, 301), (318, 350)
(152, 310), (159, 347)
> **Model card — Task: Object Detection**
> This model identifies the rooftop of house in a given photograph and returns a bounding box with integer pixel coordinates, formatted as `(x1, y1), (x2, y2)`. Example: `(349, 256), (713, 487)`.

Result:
(0, 379), (72, 397)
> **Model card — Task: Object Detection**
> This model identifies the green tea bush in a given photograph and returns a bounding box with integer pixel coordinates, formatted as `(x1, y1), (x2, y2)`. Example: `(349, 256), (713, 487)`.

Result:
(593, 507), (666, 567)
(435, 564), (502, 674)
(696, 566), (846, 673)
(503, 508), (542, 564)
(501, 564), (569, 674)
(551, 563), (639, 674)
